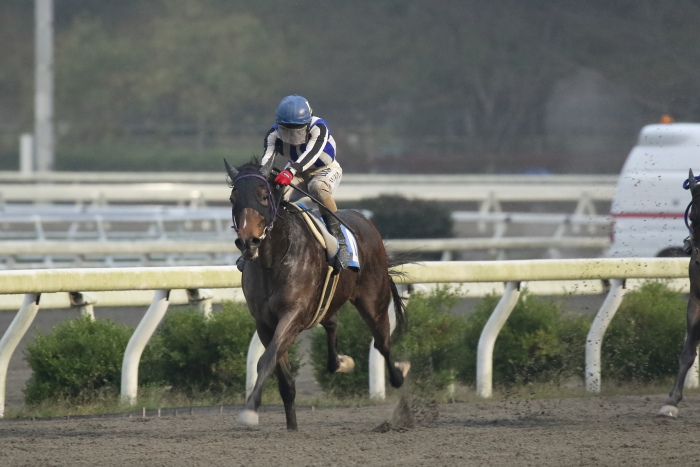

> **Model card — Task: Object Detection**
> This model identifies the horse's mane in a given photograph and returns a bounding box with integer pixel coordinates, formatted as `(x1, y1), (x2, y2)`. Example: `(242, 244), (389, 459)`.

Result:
(238, 157), (261, 172)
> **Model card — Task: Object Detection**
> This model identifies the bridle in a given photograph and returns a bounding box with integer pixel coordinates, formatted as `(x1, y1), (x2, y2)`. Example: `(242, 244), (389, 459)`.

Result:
(231, 172), (280, 239)
(683, 176), (700, 235)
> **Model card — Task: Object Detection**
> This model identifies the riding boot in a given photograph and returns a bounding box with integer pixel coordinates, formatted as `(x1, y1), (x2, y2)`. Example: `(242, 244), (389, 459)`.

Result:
(322, 214), (351, 273)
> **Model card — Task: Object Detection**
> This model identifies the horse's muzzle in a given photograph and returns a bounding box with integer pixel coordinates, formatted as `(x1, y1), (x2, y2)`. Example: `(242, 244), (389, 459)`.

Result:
(235, 236), (262, 259)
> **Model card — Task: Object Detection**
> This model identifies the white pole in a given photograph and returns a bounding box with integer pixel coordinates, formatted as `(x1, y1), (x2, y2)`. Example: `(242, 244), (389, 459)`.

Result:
(476, 281), (521, 398)
(585, 279), (626, 392)
(245, 332), (265, 399)
(35, 0), (54, 172)
(20, 134), (34, 175)
(368, 297), (398, 399)
(121, 290), (170, 405)
(0, 293), (41, 418)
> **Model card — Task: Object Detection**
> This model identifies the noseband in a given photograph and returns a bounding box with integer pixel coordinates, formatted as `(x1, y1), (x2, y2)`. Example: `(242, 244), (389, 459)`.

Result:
(231, 173), (279, 237)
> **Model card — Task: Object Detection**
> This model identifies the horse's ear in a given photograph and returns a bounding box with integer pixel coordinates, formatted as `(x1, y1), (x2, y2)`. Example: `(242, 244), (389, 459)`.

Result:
(260, 154), (276, 178)
(224, 158), (238, 180)
(690, 169), (697, 190)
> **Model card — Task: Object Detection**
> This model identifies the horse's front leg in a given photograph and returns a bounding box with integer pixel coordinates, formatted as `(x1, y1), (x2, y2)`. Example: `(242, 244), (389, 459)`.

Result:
(239, 314), (300, 429)
(660, 294), (700, 417)
(275, 351), (297, 430)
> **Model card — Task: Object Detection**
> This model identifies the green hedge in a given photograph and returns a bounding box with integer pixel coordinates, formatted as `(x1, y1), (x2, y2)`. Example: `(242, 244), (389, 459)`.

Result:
(23, 282), (689, 405)
(354, 195), (453, 240)
(310, 287), (468, 396)
(350, 195), (454, 261)
(602, 281), (687, 382)
(23, 316), (138, 404)
(310, 304), (374, 397)
(144, 302), (300, 396)
(310, 289), (589, 391)
(458, 291), (591, 386)
(23, 302), (297, 404)
(393, 287), (467, 390)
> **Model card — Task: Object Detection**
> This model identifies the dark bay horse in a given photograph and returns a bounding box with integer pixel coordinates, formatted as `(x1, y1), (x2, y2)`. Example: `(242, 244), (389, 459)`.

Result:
(660, 168), (700, 417)
(225, 158), (409, 429)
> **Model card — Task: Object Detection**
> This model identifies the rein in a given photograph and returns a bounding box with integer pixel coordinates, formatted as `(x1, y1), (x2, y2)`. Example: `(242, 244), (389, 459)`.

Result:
(231, 173), (280, 237)
(284, 181), (357, 236)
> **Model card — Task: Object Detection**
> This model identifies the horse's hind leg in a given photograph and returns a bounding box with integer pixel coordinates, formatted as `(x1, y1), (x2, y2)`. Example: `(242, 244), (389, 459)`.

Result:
(353, 295), (408, 389)
(660, 294), (700, 417)
(321, 313), (355, 374)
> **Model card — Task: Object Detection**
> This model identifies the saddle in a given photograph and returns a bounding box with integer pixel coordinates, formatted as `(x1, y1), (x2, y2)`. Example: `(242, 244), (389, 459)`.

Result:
(288, 203), (339, 261)
(287, 203), (350, 329)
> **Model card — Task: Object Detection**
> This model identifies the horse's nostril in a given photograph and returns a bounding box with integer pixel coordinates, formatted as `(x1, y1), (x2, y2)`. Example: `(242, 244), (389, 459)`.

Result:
(249, 238), (261, 248)
(235, 238), (244, 251)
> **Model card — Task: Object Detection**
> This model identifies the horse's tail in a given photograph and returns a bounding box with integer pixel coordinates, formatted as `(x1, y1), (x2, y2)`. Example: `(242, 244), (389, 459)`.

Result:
(388, 275), (408, 337)
(388, 255), (409, 336)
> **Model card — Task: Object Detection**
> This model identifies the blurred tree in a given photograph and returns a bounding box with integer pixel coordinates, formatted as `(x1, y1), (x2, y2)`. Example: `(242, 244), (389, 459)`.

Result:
(55, 17), (146, 141)
(395, 1), (572, 170)
(136, 1), (289, 149)
(551, 1), (700, 120)
(3, 0), (700, 172)
(0, 2), (34, 166)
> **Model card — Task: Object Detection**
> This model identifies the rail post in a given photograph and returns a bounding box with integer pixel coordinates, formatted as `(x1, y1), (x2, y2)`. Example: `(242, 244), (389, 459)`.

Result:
(0, 293), (41, 418)
(368, 291), (400, 399)
(476, 281), (521, 398)
(245, 332), (265, 399)
(121, 290), (170, 405)
(187, 288), (213, 316)
(585, 279), (626, 392)
(69, 292), (96, 319)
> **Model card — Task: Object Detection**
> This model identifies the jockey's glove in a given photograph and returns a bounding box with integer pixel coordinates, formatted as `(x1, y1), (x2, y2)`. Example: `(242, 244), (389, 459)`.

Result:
(274, 169), (294, 186)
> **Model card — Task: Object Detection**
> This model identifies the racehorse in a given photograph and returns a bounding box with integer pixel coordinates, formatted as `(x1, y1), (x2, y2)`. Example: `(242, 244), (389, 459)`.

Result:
(225, 157), (409, 430)
(659, 168), (700, 418)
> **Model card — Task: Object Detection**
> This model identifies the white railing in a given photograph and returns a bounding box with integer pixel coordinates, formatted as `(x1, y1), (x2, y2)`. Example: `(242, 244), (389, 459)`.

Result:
(0, 202), (611, 268)
(0, 174), (616, 211)
(0, 236), (610, 269)
(0, 258), (690, 417)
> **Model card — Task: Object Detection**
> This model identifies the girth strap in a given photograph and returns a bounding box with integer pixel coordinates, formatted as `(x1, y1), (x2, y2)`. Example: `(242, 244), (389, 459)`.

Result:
(305, 266), (340, 330)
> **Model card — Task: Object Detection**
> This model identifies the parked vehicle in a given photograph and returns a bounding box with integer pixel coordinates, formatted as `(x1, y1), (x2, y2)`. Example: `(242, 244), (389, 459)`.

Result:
(607, 122), (700, 258)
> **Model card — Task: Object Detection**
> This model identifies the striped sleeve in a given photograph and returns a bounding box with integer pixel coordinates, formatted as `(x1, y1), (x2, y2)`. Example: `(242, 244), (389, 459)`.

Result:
(294, 123), (329, 172)
(260, 127), (278, 166)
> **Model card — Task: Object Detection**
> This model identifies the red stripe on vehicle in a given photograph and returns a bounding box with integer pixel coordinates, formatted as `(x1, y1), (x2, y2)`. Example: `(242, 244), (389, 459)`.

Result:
(611, 212), (684, 219)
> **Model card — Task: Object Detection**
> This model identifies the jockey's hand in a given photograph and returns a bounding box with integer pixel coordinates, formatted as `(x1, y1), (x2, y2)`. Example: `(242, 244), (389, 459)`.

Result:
(274, 169), (294, 186)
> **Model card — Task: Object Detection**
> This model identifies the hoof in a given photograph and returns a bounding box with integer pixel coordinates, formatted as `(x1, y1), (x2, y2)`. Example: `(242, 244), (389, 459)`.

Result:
(238, 409), (259, 426)
(395, 361), (411, 377)
(336, 355), (355, 373)
(658, 405), (679, 418)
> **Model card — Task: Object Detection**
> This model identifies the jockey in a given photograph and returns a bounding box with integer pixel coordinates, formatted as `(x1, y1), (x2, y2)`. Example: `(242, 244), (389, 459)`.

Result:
(261, 94), (351, 271)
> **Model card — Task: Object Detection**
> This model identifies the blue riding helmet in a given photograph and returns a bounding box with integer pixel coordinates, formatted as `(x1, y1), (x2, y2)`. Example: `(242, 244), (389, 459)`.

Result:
(275, 95), (313, 125)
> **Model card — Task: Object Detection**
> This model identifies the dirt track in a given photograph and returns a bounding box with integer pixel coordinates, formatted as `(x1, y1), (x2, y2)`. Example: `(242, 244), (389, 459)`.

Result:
(2, 393), (700, 466)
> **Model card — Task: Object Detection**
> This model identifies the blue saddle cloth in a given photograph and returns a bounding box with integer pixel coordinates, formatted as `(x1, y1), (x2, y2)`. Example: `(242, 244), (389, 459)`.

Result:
(295, 203), (360, 269)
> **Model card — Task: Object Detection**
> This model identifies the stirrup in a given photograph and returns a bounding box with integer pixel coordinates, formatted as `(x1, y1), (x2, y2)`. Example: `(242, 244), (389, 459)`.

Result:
(334, 240), (351, 270)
